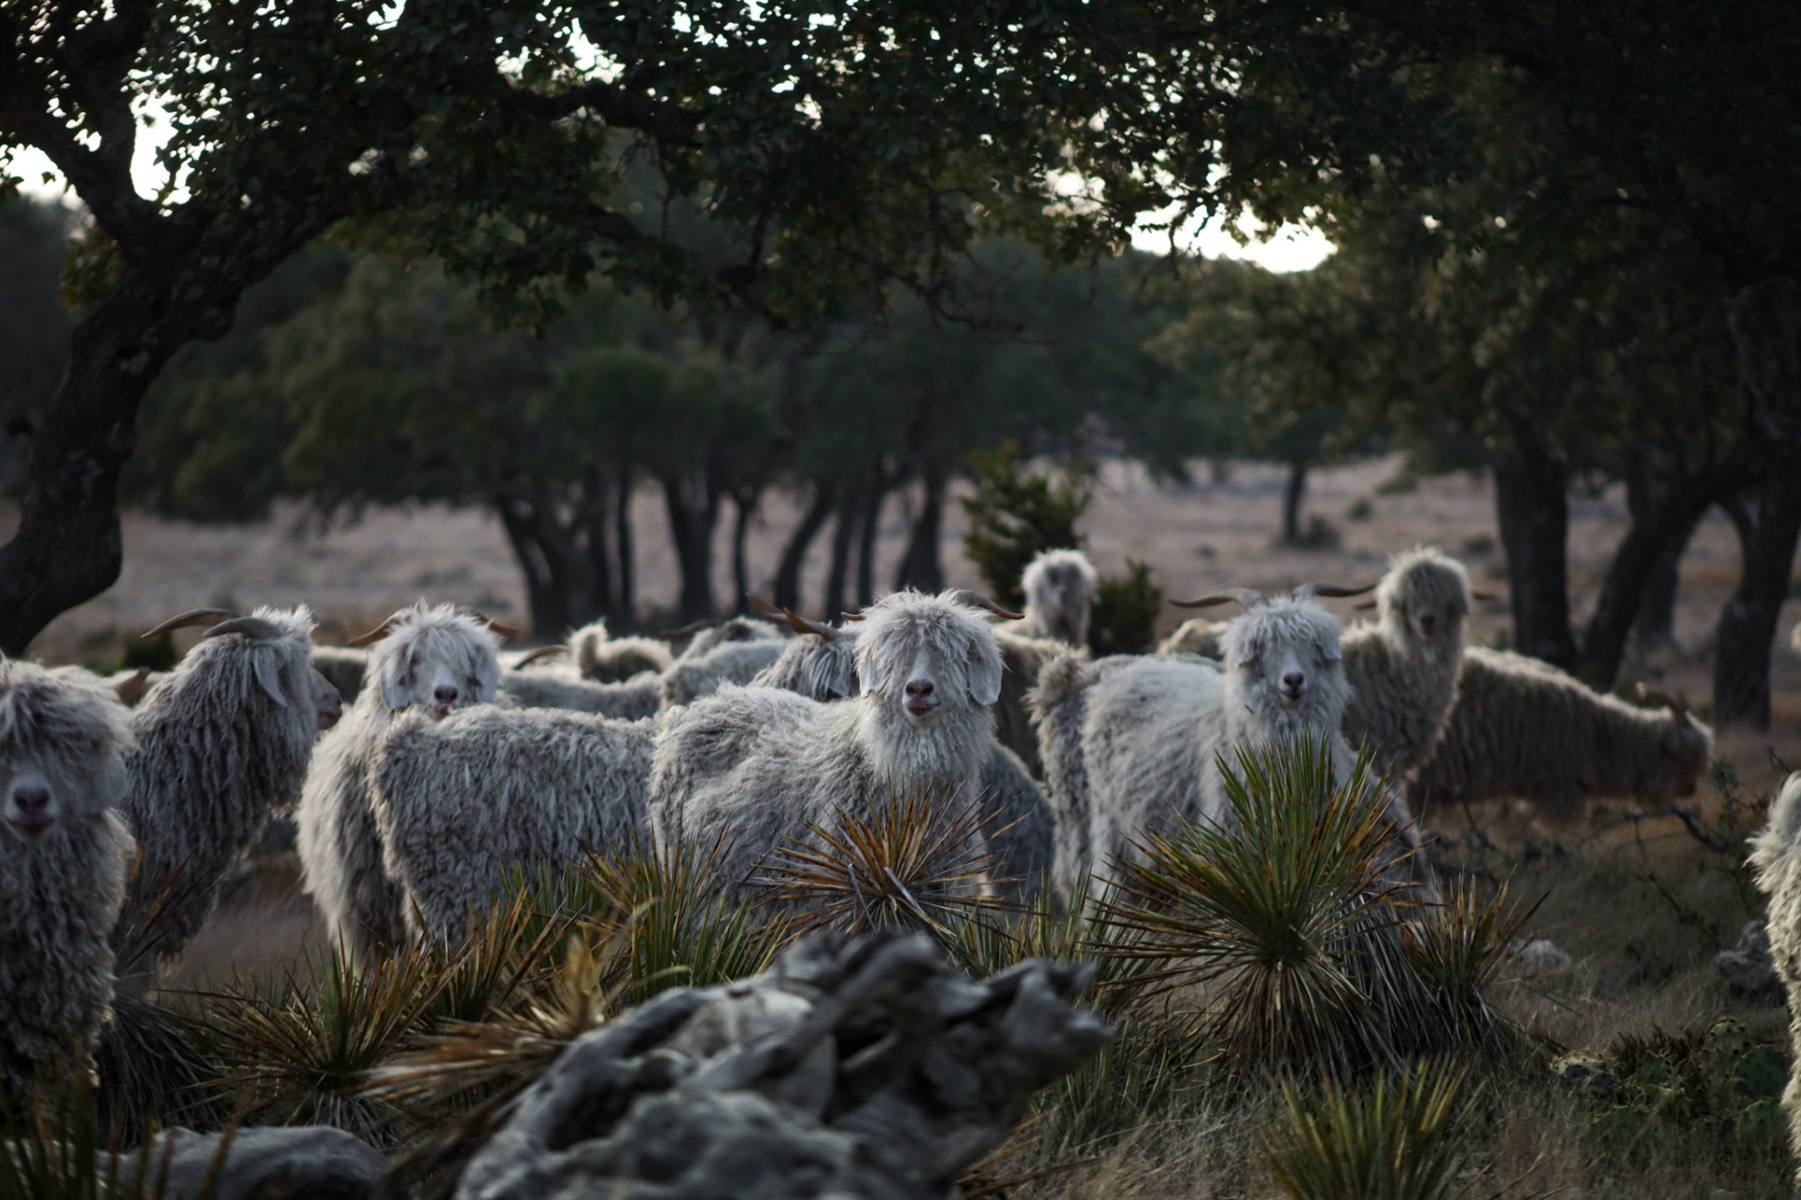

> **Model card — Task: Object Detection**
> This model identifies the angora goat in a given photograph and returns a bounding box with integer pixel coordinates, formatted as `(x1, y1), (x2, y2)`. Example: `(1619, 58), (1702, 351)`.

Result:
(296, 603), (501, 961)
(650, 590), (1016, 900)
(1018, 548), (1098, 647)
(0, 659), (136, 1088)
(371, 706), (654, 943)
(1407, 646), (1712, 816)
(1338, 547), (1473, 778)
(118, 607), (340, 971)
(1747, 771), (1801, 1186)
(1034, 584), (1417, 893)
(569, 620), (674, 683)
(746, 602), (1055, 903)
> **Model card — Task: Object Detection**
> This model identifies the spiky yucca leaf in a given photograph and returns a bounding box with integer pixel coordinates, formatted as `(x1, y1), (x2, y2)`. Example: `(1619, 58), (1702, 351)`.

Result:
(1263, 1062), (1476, 1200)
(423, 885), (577, 1026)
(753, 791), (1000, 947)
(1029, 1014), (1201, 1163)
(93, 994), (226, 1143)
(951, 874), (1157, 1017)
(1399, 881), (1536, 1058)
(1098, 735), (1412, 1075)
(197, 943), (444, 1136)
(0, 1072), (177, 1200)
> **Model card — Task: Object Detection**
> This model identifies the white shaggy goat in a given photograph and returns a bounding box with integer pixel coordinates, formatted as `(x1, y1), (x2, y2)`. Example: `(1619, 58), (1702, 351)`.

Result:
(1338, 547), (1473, 779)
(496, 625), (784, 718)
(1033, 584), (1414, 894)
(1749, 771), (1801, 1186)
(650, 590), (1015, 900)
(1156, 617), (1224, 659)
(746, 602), (1055, 903)
(1018, 548), (1099, 647)
(568, 620), (674, 682)
(117, 607), (341, 971)
(1407, 646), (1713, 817)
(370, 707), (654, 943)
(0, 659), (137, 1088)
(296, 603), (501, 961)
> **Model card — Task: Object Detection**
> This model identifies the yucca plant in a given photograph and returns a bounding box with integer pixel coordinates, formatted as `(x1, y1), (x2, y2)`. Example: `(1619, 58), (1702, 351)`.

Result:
(1029, 1012), (1202, 1164)
(1097, 736), (1415, 1076)
(753, 792), (1001, 949)
(196, 942), (445, 1136)
(93, 994), (226, 1143)
(422, 886), (578, 1026)
(1398, 881), (1536, 1060)
(0, 1072), (179, 1200)
(951, 874), (1158, 1017)
(1263, 1061), (1477, 1200)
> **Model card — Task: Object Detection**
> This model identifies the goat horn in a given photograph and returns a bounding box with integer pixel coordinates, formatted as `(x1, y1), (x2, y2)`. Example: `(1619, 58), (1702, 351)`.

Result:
(200, 616), (283, 642)
(113, 668), (151, 707)
(782, 606), (839, 639)
(142, 608), (239, 639)
(1354, 599), (1378, 612)
(458, 609), (521, 639)
(744, 595), (786, 622)
(1636, 681), (1689, 720)
(660, 619), (721, 640)
(345, 613), (404, 647)
(840, 611), (866, 622)
(1295, 583), (1378, 600)
(1470, 589), (1501, 602)
(949, 589), (1026, 620)
(1170, 588), (1264, 610)
(514, 645), (570, 668)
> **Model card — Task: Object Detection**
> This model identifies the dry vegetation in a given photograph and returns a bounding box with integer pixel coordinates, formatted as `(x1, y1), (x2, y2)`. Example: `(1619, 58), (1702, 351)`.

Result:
(6, 455), (1801, 1198)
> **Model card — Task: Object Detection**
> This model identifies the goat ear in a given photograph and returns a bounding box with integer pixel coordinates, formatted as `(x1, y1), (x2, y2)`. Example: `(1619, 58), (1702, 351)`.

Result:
(966, 637), (1004, 707)
(253, 655), (292, 709)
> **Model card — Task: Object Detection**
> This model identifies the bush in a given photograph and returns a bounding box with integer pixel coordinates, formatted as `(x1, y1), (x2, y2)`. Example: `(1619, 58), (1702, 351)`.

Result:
(1088, 560), (1164, 656)
(959, 440), (1092, 602)
(1263, 1061), (1476, 1200)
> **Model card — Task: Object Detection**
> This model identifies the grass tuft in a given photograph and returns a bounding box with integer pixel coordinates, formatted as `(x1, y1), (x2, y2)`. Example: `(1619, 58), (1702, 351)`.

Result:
(1263, 1061), (1476, 1200)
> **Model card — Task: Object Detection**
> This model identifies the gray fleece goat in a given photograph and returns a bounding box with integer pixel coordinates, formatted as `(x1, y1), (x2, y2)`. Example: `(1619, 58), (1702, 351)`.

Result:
(371, 706), (654, 943)
(1407, 646), (1713, 816)
(650, 590), (1012, 901)
(0, 659), (137, 1088)
(296, 603), (501, 961)
(569, 620), (674, 682)
(747, 605), (1055, 903)
(1033, 585), (1411, 895)
(1155, 617), (1224, 659)
(1018, 548), (1098, 647)
(496, 630), (783, 718)
(1338, 547), (1473, 779)
(1748, 771), (1801, 1186)
(117, 606), (341, 972)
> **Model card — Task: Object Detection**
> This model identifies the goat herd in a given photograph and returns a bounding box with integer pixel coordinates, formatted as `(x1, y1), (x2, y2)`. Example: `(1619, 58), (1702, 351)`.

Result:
(7, 541), (1801, 1159)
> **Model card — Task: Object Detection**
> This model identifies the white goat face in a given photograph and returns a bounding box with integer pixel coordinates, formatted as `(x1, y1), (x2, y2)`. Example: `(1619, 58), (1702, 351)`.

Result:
(853, 592), (1005, 727)
(1379, 549), (1471, 652)
(1, 761), (59, 844)
(373, 611), (502, 718)
(1226, 606), (1345, 710)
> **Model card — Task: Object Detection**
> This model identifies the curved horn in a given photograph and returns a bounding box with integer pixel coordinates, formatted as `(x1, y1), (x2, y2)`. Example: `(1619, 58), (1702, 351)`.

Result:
(1295, 583), (1378, 601)
(514, 645), (570, 669)
(113, 668), (151, 707)
(949, 589), (1026, 620)
(1170, 588), (1264, 610)
(1353, 599), (1378, 612)
(840, 611), (866, 622)
(660, 618), (721, 641)
(1635, 682), (1689, 720)
(1470, 589), (1501, 602)
(459, 610), (521, 639)
(782, 606), (840, 639)
(141, 608), (239, 639)
(345, 613), (404, 648)
(200, 615), (283, 642)
(744, 595), (786, 622)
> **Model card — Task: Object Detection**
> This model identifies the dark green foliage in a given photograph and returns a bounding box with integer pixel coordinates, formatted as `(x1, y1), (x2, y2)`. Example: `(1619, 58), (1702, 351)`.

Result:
(1263, 1061), (1475, 1200)
(119, 635), (178, 674)
(959, 440), (1092, 603)
(1087, 560), (1164, 656)
(1577, 1017), (1789, 1165)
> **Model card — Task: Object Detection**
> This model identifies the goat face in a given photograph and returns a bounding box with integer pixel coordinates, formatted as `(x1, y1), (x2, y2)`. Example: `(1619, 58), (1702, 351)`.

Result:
(372, 607), (502, 718)
(1379, 549), (1471, 657)
(1222, 601), (1350, 725)
(854, 591), (1005, 728)
(306, 667), (344, 731)
(1023, 550), (1097, 644)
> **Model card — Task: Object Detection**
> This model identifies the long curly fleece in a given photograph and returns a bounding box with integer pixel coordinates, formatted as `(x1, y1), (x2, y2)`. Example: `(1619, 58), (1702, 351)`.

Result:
(0, 659), (136, 1086)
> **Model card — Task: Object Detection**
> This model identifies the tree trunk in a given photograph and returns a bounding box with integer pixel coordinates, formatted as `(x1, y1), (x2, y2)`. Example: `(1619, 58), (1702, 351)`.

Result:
(1714, 277), (1801, 729)
(1575, 484), (1718, 690)
(823, 488), (861, 620)
(1633, 509), (1703, 651)
(856, 477), (887, 607)
(662, 471), (722, 623)
(496, 495), (574, 637)
(573, 472), (612, 631)
(0, 201), (339, 655)
(774, 479), (837, 612)
(1492, 417), (1577, 669)
(615, 472), (636, 629)
(731, 490), (759, 612)
(895, 461), (948, 591)
(1280, 459), (1308, 546)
